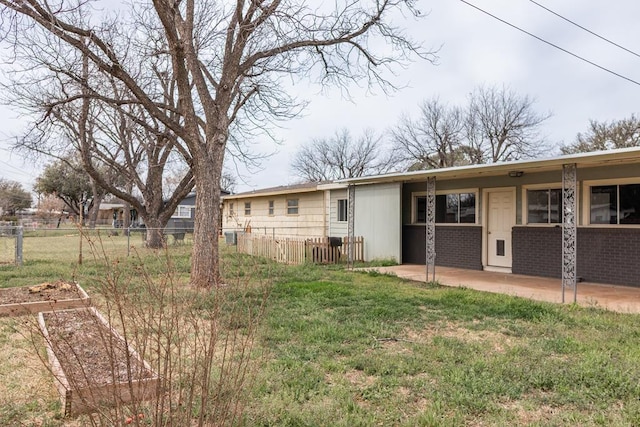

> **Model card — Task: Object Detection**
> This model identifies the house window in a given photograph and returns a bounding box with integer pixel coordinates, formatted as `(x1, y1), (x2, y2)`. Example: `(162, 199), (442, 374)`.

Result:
(337, 199), (348, 222)
(287, 199), (299, 215)
(172, 205), (192, 218)
(415, 196), (427, 223)
(413, 192), (476, 224)
(229, 202), (234, 216)
(527, 189), (562, 224)
(244, 202), (251, 216)
(268, 200), (274, 216)
(590, 184), (640, 224)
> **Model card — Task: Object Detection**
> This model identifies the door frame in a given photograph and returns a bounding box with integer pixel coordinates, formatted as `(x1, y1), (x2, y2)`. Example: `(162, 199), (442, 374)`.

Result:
(481, 187), (516, 272)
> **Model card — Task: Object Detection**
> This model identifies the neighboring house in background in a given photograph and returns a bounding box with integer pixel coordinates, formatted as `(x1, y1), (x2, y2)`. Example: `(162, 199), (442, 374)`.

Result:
(221, 182), (350, 238)
(97, 202), (139, 227)
(166, 190), (231, 233)
(337, 147), (640, 287)
(166, 192), (196, 232)
(98, 190), (230, 231)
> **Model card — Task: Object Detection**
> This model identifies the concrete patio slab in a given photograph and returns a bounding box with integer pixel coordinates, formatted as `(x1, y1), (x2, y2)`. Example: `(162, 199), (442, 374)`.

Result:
(361, 265), (640, 314)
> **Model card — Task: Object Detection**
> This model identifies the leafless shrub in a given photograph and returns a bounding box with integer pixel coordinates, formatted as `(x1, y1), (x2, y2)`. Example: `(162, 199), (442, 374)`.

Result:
(25, 232), (272, 426)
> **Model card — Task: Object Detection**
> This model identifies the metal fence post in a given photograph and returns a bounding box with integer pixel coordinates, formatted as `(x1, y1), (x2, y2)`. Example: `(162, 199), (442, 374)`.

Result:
(15, 226), (23, 266)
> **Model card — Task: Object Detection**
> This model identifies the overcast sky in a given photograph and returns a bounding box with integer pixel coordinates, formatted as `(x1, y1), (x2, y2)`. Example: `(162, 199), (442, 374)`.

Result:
(1, 0), (639, 195)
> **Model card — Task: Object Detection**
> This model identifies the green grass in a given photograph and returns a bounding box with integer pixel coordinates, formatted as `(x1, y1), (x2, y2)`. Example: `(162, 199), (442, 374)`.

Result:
(242, 263), (640, 426)
(0, 236), (639, 425)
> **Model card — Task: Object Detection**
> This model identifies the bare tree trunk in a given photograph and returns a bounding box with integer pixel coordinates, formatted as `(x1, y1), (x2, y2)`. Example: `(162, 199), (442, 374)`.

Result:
(144, 217), (166, 248)
(123, 202), (131, 230)
(190, 144), (224, 288)
(87, 196), (102, 229)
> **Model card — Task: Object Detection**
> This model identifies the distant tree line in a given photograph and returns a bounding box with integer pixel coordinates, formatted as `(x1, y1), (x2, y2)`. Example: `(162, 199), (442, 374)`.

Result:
(292, 85), (552, 179)
(291, 86), (640, 180)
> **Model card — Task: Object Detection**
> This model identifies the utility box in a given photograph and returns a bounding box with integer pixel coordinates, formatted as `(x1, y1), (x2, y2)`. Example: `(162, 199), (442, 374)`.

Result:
(224, 231), (237, 245)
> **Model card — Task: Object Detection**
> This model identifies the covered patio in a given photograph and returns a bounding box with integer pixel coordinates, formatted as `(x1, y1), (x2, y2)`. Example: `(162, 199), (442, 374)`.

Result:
(364, 265), (640, 314)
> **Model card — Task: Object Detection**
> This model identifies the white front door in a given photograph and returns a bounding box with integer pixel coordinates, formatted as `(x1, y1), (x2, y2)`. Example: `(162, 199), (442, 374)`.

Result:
(487, 190), (515, 268)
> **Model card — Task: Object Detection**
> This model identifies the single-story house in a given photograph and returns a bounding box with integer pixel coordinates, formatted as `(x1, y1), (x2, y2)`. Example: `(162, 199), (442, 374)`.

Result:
(97, 202), (139, 227)
(165, 190), (231, 233)
(337, 147), (640, 287)
(99, 190), (229, 232)
(221, 182), (341, 238)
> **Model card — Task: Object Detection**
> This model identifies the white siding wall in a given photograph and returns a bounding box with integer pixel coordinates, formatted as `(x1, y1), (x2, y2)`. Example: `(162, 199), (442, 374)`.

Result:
(222, 192), (327, 237)
(354, 182), (402, 262)
(329, 189), (348, 237)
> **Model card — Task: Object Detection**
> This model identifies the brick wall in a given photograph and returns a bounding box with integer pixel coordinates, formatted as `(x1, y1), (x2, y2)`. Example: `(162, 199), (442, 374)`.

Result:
(513, 226), (640, 287)
(512, 227), (562, 278)
(402, 225), (483, 270)
(577, 228), (640, 286)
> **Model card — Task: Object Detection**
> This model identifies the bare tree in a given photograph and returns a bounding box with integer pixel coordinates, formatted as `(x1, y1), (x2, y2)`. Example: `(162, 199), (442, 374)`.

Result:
(390, 98), (467, 170)
(562, 115), (640, 154)
(5, 43), (194, 246)
(0, 0), (432, 287)
(466, 85), (551, 163)
(221, 169), (238, 194)
(291, 128), (398, 181)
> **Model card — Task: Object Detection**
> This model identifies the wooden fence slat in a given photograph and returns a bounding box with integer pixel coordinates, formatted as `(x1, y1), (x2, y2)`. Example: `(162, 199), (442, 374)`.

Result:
(234, 234), (363, 265)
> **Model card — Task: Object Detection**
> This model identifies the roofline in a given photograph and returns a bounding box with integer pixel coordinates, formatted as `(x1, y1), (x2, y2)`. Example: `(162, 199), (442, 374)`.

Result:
(335, 147), (640, 185)
(222, 183), (323, 200)
(317, 182), (349, 190)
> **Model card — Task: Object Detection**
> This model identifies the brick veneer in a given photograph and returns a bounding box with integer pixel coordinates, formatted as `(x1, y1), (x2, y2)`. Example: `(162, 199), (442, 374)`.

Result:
(512, 227), (562, 278)
(402, 225), (483, 270)
(512, 226), (640, 287)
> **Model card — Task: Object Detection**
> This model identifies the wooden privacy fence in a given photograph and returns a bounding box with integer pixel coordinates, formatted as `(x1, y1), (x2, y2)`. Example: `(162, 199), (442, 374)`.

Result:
(236, 234), (364, 265)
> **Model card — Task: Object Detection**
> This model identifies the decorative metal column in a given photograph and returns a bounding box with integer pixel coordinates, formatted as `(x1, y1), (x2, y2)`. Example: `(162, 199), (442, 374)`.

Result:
(347, 184), (355, 270)
(562, 163), (577, 303)
(426, 177), (436, 282)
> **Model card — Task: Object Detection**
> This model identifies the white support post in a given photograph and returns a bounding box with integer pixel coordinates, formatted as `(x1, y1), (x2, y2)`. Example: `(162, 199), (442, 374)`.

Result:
(347, 184), (355, 269)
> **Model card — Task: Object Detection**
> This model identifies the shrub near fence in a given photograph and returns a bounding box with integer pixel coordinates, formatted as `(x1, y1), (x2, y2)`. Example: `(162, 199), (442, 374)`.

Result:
(236, 234), (364, 265)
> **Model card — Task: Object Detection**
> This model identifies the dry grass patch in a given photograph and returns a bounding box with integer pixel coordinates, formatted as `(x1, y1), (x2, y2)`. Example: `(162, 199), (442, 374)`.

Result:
(401, 320), (520, 354)
(0, 319), (68, 426)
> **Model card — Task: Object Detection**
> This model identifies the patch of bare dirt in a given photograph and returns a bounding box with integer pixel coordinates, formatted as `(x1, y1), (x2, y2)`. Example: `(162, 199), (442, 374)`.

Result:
(0, 280), (80, 305)
(42, 309), (154, 388)
(498, 396), (559, 424)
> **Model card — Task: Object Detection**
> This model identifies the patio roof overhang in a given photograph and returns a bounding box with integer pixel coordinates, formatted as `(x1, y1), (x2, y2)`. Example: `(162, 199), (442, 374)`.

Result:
(335, 147), (640, 186)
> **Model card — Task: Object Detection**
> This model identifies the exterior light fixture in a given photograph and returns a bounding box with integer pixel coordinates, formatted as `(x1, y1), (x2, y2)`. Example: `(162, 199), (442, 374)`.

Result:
(508, 171), (524, 178)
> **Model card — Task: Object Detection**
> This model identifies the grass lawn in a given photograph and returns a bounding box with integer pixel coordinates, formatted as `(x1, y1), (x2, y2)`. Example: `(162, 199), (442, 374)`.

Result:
(0, 235), (639, 426)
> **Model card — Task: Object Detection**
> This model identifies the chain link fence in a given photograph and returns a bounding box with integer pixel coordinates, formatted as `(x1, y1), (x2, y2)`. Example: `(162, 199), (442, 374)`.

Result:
(0, 225), (21, 265)
(1, 224), (344, 266)
(0, 226), (197, 265)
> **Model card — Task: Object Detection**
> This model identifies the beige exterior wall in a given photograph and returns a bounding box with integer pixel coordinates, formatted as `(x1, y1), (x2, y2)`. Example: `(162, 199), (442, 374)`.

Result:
(222, 191), (327, 237)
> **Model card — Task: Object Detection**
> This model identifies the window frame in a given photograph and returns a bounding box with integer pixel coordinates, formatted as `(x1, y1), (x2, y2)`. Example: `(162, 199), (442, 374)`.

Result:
(172, 205), (192, 219)
(244, 201), (251, 216)
(337, 199), (348, 222)
(268, 200), (275, 216)
(583, 178), (640, 227)
(521, 183), (564, 226)
(287, 198), (299, 215)
(411, 189), (478, 225)
(228, 202), (234, 217)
